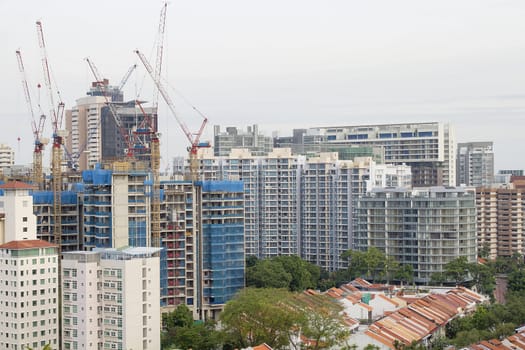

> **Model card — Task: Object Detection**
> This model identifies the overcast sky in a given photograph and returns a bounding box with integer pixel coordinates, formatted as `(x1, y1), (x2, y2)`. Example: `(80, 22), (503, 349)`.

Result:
(1, 0), (524, 171)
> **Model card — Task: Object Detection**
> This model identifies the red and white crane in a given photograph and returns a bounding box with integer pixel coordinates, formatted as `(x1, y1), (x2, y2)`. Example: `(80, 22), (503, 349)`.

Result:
(15, 49), (47, 188)
(36, 20), (64, 250)
(134, 49), (208, 180)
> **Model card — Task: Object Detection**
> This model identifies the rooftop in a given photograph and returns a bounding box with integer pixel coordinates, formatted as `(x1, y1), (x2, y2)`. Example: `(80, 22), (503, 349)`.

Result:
(0, 180), (34, 190)
(0, 239), (57, 250)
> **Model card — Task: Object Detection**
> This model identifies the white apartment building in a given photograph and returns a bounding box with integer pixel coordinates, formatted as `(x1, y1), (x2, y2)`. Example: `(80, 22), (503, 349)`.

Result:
(0, 181), (59, 350)
(355, 187), (477, 283)
(0, 181), (37, 243)
(0, 240), (59, 350)
(298, 122), (456, 187)
(62, 247), (161, 350)
(195, 148), (411, 271)
(457, 142), (494, 187)
(68, 95), (107, 170)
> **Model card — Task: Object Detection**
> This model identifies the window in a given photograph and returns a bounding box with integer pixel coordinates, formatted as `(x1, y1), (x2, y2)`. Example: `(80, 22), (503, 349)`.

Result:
(22, 217), (27, 222)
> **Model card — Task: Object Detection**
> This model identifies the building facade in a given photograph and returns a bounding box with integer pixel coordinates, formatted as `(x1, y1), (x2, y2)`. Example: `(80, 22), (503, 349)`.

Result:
(457, 142), (494, 187)
(273, 122), (456, 187)
(62, 247), (161, 350)
(477, 187), (525, 259)
(0, 181), (59, 350)
(66, 81), (157, 171)
(160, 179), (245, 320)
(82, 163), (150, 250)
(32, 191), (83, 252)
(195, 148), (411, 271)
(213, 124), (273, 157)
(0, 240), (59, 350)
(355, 187), (477, 283)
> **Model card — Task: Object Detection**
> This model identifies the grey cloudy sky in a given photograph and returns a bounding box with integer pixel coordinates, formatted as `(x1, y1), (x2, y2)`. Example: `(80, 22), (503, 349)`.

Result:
(1, 0), (524, 171)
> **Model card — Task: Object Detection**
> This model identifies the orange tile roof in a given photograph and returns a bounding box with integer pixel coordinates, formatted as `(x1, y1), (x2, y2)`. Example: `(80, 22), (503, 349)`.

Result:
(253, 344), (273, 350)
(366, 288), (485, 348)
(0, 181), (34, 190)
(0, 240), (57, 250)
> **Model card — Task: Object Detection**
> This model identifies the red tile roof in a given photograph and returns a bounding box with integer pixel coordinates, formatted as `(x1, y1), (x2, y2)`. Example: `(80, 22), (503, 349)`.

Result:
(0, 181), (34, 190)
(0, 240), (57, 250)
(365, 288), (486, 349)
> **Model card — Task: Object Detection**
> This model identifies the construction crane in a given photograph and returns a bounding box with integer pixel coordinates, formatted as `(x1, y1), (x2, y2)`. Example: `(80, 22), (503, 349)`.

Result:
(118, 63), (137, 92)
(134, 100), (161, 247)
(85, 57), (134, 158)
(153, 1), (168, 110)
(134, 49), (208, 181)
(36, 20), (65, 251)
(15, 49), (47, 189)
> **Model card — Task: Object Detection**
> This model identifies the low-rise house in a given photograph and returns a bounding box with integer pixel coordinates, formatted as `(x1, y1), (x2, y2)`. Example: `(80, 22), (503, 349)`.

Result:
(365, 287), (487, 349)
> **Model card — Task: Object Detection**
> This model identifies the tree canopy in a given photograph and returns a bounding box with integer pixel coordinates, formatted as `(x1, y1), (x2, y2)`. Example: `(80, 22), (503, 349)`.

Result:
(246, 255), (321, 291)
(220, 288), (350, 350)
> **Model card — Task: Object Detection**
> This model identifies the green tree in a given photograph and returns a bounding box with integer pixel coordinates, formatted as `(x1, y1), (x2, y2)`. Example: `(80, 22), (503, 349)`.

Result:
(162, 304), (193, 329)
(342, 248), (389, 282)
(293, 293), (350, 350)
(468, 263), (495, 296)
(221, 288), (351, 350)
(443, 256), (470, 285)
(275, 255), (317, 292)
(246, 259), (292, 289)
(508, 269), (525, 293)
(246, 255), (259, 268)
(171, 320), (224, 350)
(380, 255), (400, 284)
(342, 249), (368, 279)
(220, 288), (304, 349)
(395, 264), (414, 286)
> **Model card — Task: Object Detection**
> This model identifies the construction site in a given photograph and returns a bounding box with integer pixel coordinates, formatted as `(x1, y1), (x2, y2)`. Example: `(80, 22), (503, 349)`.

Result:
(9, 2), (245, 322)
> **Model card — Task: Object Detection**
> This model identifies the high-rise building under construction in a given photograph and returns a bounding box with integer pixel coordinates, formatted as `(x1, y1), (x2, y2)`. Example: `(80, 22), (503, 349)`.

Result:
(65, 80), (157, 171)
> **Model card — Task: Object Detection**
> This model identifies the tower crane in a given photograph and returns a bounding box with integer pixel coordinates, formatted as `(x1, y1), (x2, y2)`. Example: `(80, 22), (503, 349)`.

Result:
(118, 63), (137, 92)
(134, 49), (208, 181)
(135, 100), (161, 247)
(15, 49), (47, 189)
(153, 1), (168, 111)
(85, 57), (134, 158)
(36, 20), (65, 251)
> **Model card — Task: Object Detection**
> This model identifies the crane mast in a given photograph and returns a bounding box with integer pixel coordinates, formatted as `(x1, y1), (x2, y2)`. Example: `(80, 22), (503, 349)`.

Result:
(134, 49), (208, 181)
(118, 63), (137, 91)
(135, 101), (161, 247)
(16, 50), (46, 189)
(36, 20), (64, 251)
(153, 1), (168, 110)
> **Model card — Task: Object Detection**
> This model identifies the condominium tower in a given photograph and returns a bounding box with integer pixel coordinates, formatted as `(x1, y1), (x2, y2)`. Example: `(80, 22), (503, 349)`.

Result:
(62, 247), (161, 350)
(457, 142), (494, 187)
(355, 187), (477, 283)
(273, 122), (456, 187)
(0, 181), (59, 350)
(196, 147), (411, 271)
(477, 187), (525, 259)
(66, 81), (157, 170)
(213, 124), (273, 156)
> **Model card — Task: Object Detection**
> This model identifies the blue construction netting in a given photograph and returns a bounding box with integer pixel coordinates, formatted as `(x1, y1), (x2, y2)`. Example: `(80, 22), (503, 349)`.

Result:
(202, 222), (245, 305)
(32, 191), (78, 205)
(71, 183), (85, 193)
(196, 180), (244, 193)
(82, 169), (112, 185)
